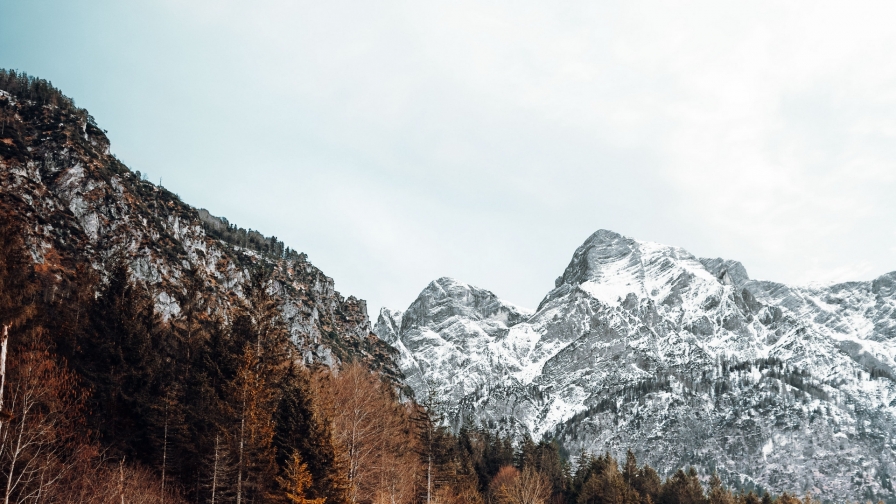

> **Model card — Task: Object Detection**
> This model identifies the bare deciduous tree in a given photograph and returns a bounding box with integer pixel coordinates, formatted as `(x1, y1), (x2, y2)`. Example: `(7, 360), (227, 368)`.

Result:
(0, 340), (87, 504)
(317, 363), (421, 504)
(490, 466), (551, 504)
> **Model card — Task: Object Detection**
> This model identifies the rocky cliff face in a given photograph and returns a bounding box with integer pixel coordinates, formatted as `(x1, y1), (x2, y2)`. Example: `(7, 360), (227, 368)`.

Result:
(376, 230), (896, 502)
(0, 84), (399, 380)
(373, 278), (534, 407)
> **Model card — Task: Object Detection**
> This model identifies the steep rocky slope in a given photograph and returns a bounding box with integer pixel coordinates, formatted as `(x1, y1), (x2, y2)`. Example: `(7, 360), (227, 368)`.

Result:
(376, 230), (896, 502)
(0, 77), (399, 379)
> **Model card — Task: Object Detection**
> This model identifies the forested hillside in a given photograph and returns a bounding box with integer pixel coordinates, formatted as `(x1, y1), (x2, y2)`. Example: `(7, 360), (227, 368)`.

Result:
(0, 70), (857, 503)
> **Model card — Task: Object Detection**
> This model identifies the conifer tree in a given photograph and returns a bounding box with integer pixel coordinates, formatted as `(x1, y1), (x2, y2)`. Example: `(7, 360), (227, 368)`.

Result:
(0, 211), (37, 335)
(739, 491), (761, 504)
(633, 464), (662, 503)
(276, 450), (326, 504)
(203, 432), (235, 504)
(234, 265), (290, 367)
(77, 257), (167, 462)
(578, 456), (638, 504)
(622, 451), (639, 488)
(659, 468), (707, 504)
(707, 473), (734, 504)
(775, 493), (801, 504)
(411, 383), (463, 504)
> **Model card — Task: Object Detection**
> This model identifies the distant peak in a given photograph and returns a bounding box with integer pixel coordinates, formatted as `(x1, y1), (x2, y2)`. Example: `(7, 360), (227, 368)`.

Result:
(432, 276), (464, 287)
(540, 229), (751, 309)
(378, 306), (402, 317)
(581, 229), (628, 247)
(423, 277), (493, 300)
(412, 277), (532, 314)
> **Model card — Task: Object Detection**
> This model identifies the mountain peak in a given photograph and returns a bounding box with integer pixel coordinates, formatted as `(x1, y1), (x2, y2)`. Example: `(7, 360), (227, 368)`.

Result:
(428, 276), (470, 291)
(543, 230), (723, 309)
(582, 228), (627, 245)
(553, 229), (637, 288)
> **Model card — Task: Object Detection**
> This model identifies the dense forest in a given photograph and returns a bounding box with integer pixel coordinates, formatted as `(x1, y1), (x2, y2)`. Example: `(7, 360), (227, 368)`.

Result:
(0, 69), (871, 503)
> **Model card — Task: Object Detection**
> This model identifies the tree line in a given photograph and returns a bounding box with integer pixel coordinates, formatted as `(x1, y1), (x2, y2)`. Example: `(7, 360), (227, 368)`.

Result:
(0, 69), (95, 126)
(198, 209), (294, 260)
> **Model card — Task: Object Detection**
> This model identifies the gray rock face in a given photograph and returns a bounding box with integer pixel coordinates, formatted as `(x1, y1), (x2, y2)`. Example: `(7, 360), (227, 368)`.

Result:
(375, 230), (896, 502)
(0, 90), (399, 380)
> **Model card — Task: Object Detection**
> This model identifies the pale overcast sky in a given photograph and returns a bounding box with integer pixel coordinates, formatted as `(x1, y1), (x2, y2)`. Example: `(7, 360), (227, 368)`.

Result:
(2, 1), (895, 313)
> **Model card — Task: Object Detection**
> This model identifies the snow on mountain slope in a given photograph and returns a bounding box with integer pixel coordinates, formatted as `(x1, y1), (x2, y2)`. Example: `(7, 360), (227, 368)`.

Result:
(373, 278), (534, 407)
(375, 230), (896, 502)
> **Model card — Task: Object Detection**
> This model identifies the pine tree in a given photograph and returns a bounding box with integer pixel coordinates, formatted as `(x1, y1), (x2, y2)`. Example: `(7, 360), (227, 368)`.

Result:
(739, 491), (761, 504)
(633, 464), (662, 503)
(776, 493), (801, 504)
(0, 210), (37, 335)
(233, 265), (290, 367)
(411, 382), (462, 504)
(276, 450), (326, 504)
(622, 451), (638, 488)
(577, 458), (638, 504)
(206, 433), (234, 504)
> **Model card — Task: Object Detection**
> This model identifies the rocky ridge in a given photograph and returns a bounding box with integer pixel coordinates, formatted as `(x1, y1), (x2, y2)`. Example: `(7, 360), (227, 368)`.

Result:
(375, 230), (896, 502)
(0, 78), (399, 380)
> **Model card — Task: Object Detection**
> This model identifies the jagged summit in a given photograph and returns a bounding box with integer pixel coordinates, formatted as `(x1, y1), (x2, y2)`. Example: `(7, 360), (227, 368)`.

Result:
(401, 277), (532, 330)
(541, 229), (728, 312)
(376, 229), (896, 502)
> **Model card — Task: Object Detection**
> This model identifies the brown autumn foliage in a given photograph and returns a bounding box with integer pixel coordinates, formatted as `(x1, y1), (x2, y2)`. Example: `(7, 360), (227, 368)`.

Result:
(0, 332), (187, 503)
(276, 450), (326, 504)
(230, 346), (278, 503)
(315, 362), (420, 504)
(578, 459), (639, 504)
(0, 335), (89, 503)
(488, 466), (551, 504)
(432, 479), (485, 504)
(57, 459), (186, 504)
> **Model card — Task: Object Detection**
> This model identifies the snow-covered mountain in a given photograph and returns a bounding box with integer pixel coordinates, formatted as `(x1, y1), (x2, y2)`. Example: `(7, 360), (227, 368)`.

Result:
(374, 230), (896, 502)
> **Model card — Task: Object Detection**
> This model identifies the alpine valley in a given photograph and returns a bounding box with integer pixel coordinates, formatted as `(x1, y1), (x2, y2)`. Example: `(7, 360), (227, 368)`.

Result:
(375, 230), (896, 503)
